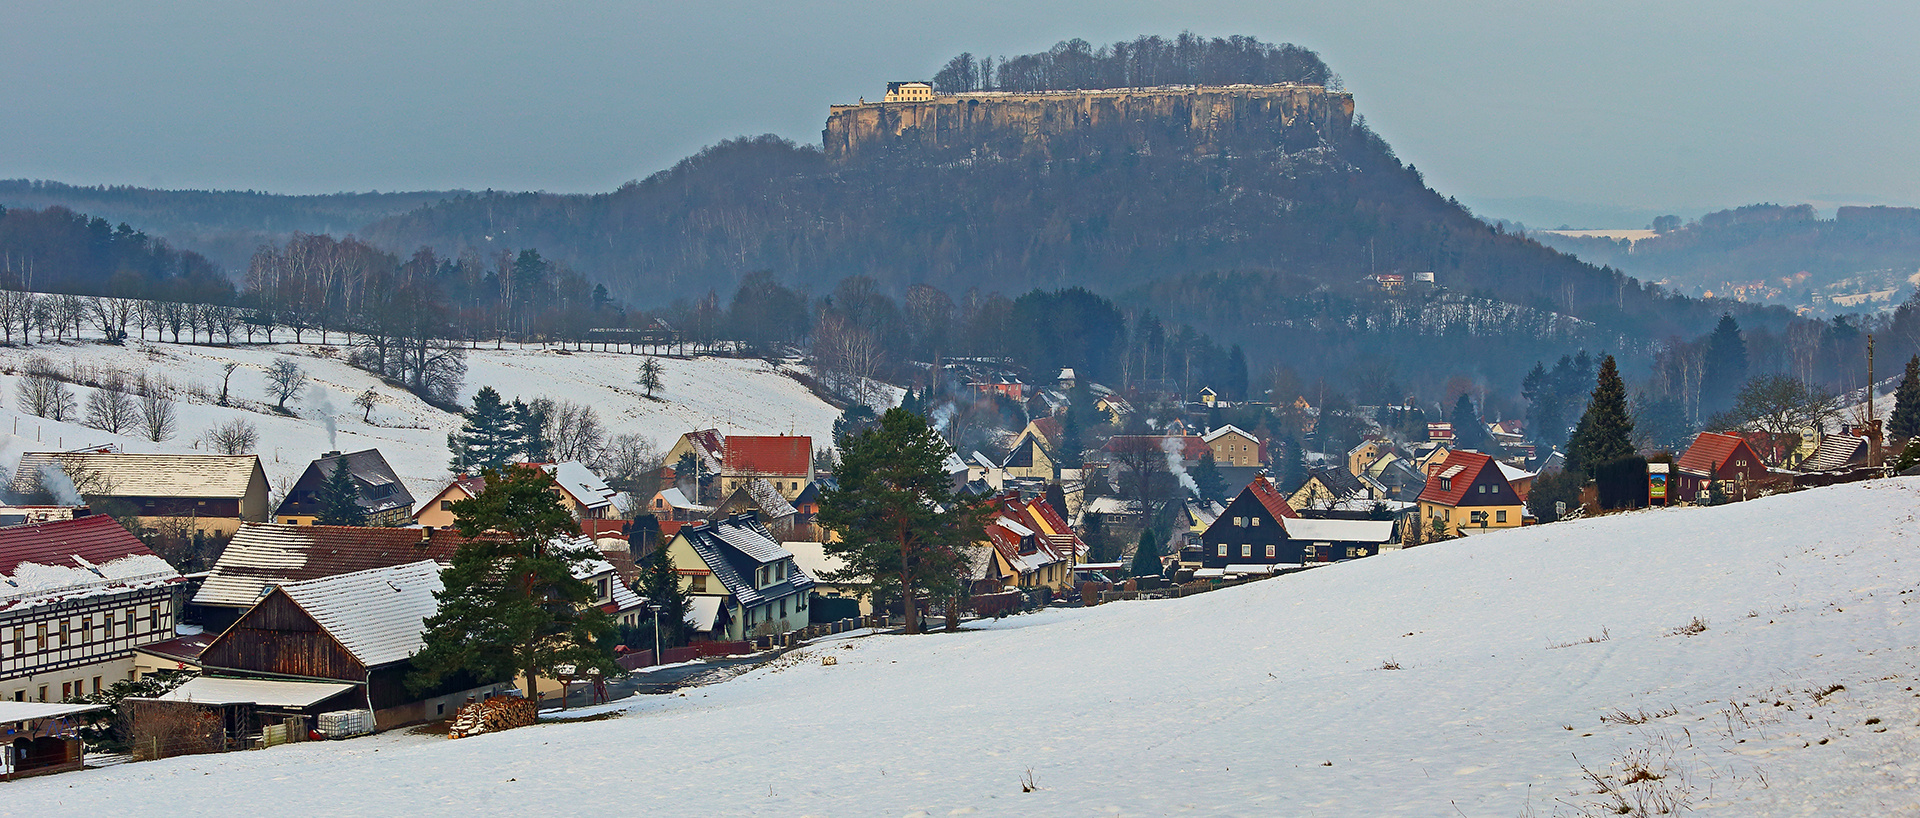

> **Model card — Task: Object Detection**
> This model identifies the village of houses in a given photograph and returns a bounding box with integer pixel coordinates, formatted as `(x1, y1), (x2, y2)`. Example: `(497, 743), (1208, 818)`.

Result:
(0, 355), (1893, 780)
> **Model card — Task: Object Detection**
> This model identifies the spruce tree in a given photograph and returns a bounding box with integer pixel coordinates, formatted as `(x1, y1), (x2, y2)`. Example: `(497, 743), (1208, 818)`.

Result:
(1569, 354), (1636, 476)
(1130, 528), (1161, 577)
(315, 459), (368, 526)
(408, 466), (615, 703)
(1889, 355), (1920, 442)
(1224, 345), (1249, 402)
(1701, 314), (1749, 418)
(448, 387), (515, 471)
(637, 544), (689, 650)
(1449, 394), (1492, 451)
(1192, 452), (1226, 505)
(510, 398), (553, 462)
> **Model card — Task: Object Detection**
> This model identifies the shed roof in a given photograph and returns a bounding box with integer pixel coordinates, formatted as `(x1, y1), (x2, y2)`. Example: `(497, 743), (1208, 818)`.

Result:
(1800, 435), (1869, 472)
(0, 701), (107, 725)
(12, 452), (261, 498)
(160, 676), (358, 708)
(194, 524), (474, 608)
(275, 560), (443, 668)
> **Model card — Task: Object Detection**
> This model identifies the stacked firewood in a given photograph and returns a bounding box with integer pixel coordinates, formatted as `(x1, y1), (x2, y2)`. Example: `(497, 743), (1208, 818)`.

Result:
(447, 695), (538, 739)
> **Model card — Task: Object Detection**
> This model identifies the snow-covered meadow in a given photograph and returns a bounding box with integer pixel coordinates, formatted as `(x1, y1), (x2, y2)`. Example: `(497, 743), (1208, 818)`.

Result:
(0, 339), (847, 505)
(12, 479), (1920, 815)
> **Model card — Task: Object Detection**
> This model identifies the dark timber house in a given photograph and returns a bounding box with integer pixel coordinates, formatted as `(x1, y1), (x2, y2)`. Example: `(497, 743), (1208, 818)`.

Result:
(272, 449), (415, 527)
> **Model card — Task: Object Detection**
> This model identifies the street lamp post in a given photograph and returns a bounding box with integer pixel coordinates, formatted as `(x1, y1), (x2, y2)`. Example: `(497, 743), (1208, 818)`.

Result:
(649, 603), (664, 666)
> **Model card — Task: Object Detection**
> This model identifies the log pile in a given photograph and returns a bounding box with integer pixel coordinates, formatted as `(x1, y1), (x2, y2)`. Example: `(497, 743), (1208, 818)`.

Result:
(447, 696), (538, 739)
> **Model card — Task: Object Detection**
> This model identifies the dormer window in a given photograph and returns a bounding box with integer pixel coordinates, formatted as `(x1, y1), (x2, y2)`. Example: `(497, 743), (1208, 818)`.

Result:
(1440, 477), (1452, 491)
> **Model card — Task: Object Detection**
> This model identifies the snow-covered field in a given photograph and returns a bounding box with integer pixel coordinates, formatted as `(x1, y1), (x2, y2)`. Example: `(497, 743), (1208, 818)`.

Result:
(0, 339), (846, 505)
(13, 479), (1920, 815)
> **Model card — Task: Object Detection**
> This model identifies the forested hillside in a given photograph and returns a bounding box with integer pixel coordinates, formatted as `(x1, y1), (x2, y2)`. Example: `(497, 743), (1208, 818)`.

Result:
(0, 180), (459, 272)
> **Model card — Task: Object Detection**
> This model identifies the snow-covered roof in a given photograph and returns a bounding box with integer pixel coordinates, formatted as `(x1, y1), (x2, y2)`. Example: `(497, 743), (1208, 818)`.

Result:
(0, 515), (180, 613)
(785, 541), (852, 584)
(685, 596), (724, 632)
(575, 556), (645, 613)
(161, 676), (358, 708)
(194, 524), (473, 609)
(1202, 424), (1256, 443)
(1495, 462), (1536, 482)
(995, 518), (1036, 538)
(544, 462), (617, 511)
(277, 560), (443, 668)
(1283, 518), (1397, 544)
(0, 701), (107, 725)
(12, 452), (261, 498)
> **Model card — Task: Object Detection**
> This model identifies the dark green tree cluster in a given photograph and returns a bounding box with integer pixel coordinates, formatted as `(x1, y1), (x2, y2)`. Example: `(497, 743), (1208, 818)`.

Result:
(1130, 528), (1162, 577)
(635, 537), (690, 651)
(409, 466), (615, 703)
(1565, 355), (1636, 477)
(1521, 351), (1595, 454)
(1889, 355), (1920, 443)
(1448, 394), (1495, 452)
(448, 387), (558, 471)
(0, 204), (231, 302)
(932, 33), (1331, 93)
(1192, 452), (1227, 505)
(1700, 314), (1750, 418)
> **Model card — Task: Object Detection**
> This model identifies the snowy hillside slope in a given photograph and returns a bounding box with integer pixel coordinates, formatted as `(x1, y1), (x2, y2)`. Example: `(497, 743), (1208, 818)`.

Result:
(14, 479), (1920, 815)
(0, 340), (848, 504)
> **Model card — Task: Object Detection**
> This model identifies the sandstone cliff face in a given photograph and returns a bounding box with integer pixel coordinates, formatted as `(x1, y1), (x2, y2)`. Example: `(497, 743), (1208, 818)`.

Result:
(822, 85), (1355, 161)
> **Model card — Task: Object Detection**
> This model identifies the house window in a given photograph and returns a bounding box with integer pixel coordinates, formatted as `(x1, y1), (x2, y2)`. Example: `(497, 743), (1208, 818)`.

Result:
(689, 575), (708, 593)
(1265, 544), (1276, 558)
(1496, 510), (1507, 523)
(1440, 478), (1452, 491)
(38, 685), (48, 702)
(1240, 544), (1252, 557)
(37, 623), (47, 650)
(1249, 517), (1260, 526)
(779, 598), (787, 618)
(82, 616), (93, 640)
(10, 627), (19, 654)
(1478, 484), (1486, 493)
(62, 682), (72, 700)
(441, 500), (454, 510)
(1216, 544), (1227, 557)
(1347, 547), (1366, 558)
(59, 619), (68, 647)
(92, 676), (102, 694)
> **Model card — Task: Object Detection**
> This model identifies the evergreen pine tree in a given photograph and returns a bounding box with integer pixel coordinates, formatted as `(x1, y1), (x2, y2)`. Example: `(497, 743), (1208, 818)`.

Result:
(1276, 432), (1308, 491)
(1889, 355), (1920, 442)
(448, 387), (515, 471)
(1192, 452), (1227, 505)
(637, 543), (690, 650)
(408, 466), (616, 703)
(1130, 528), (1161, 577)
(510, 398), (553, 462)
(1569, 354), (1636, 477)
(315, 459), (368, 526)
(1082, 511), (1118, 563)
(1224, 345), (1249, 402)
(818, 408), (988, 635)
(1449, 394), (1492, 451)
(1701, 314), (1749, 418)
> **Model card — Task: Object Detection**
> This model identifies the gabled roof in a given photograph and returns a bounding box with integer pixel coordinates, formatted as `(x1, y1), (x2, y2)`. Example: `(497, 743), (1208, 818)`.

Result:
(276, 449), (414, 517)
(194, 524), (478, 608)
(1245, 475), (1300, 521)
(724, 435), (812, 476)
(543, 462), (617, 511)
(1415, 449), (1499, 507)
(276, 560), (443, 668)
(1496, 462), (1537, 483)
(0, 515), (179, 612)
(1304, 466), (1364, 499)
(733, 479), (798, 520)
(1676, 432), (1748, 476)
(1002, 435), (1051, 470)
(677, 515), (812, 606)
(1800, 435), (1869, 472)
(1203, 424), (1257, 443)
(682, 429), (726, 472)
(1027, 416), (1064, 447)
(12, 452), (262, 498)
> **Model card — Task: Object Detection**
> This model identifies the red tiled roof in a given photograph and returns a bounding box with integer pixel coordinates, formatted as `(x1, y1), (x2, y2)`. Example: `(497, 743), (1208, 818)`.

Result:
(1415, 449), (1492, 507)
(1677, 432), (1745, 476)
(0, 514), (155, 576)
(1245, 475), (1299, 520)
(724, 436), (812, 476)
(1030, 416), (1064, 445)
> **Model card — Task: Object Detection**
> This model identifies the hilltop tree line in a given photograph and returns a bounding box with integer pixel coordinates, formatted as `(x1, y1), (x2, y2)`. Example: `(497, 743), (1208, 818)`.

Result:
(931, 33), (1333, 94)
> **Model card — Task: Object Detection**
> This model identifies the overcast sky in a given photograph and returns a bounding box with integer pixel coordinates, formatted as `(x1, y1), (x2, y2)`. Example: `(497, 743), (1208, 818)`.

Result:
(5, 1), (1915, 226)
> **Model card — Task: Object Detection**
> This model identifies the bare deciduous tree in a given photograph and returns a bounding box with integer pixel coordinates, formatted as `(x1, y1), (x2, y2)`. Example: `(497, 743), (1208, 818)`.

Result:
(264, 357), (307, 410)
(601, 432), (662, 495)
(83, 371), (139, 434)
(547, 400), (606, 465)
(138, 390), (177, 442)
(204, 419), (260, 454)
(17, 358), (74, 420)
(354, 387), (378, 421)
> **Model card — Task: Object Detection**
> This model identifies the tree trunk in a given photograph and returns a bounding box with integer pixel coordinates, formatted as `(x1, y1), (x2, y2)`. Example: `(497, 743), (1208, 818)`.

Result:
(523, 660), (539, 711)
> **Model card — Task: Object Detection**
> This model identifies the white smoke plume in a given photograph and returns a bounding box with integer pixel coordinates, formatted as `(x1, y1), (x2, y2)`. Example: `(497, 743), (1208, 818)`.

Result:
(37, 464), (82, 506)
(309, 384), (338, 449)
(1161, 436), (1199, 497)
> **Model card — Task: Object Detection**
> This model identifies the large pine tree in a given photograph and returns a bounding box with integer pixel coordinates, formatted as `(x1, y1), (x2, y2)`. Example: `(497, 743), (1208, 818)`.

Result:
(1567, 354), (1636, 476)
(1889, 355), (1920, 442)
(636, 543), (689, 650)
(818, 408), (986, 635)
(1449, 394), (1492, 451)
(448, 387), (516, 471)
(1700, 314), (1749, 418)
(408, 466), (615, 703)
(315, 459), (368, 526)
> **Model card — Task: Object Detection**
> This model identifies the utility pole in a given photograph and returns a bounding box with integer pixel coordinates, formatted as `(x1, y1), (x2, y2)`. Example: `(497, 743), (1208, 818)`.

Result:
(1868, 334), (1881, 468)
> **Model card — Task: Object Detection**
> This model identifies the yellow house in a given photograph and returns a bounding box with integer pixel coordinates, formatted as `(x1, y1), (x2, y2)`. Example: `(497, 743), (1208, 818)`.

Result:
(1000, 434), (1057, 481)
(412, 463), (615, 528)
(1347, 439), (1392, 478)
(883, 81), (934, 102)
(1202, 425), (1263, 467)
(1414, 450), (1526, 538)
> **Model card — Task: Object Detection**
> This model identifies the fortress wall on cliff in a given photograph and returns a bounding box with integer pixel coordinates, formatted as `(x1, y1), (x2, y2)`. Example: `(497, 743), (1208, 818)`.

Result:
(822, 84), (1356, 160)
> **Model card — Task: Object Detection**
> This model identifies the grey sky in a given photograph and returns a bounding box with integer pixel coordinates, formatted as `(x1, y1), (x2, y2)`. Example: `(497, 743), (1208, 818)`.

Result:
(5, 1), (1915, 226)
